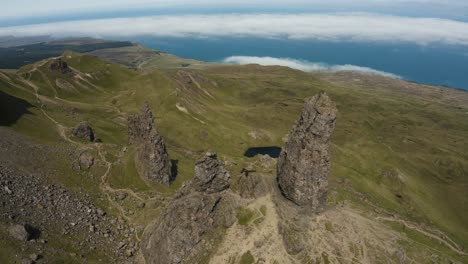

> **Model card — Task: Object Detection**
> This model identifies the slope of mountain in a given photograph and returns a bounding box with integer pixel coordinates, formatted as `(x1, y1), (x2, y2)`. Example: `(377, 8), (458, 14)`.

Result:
(0, 46), (467, 263)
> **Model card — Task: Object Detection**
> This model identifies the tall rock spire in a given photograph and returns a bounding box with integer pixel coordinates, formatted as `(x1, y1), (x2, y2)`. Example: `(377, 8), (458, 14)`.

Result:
(277, 92), (337, 210)
(128, 102), (173, 185)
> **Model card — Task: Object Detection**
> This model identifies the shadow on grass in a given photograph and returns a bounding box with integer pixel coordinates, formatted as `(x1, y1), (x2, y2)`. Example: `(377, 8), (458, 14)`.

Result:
(0, 90), (33, 126)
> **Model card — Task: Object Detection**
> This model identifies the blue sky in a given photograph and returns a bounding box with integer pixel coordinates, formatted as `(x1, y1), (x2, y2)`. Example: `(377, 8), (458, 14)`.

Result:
(3, 0), (468, 22)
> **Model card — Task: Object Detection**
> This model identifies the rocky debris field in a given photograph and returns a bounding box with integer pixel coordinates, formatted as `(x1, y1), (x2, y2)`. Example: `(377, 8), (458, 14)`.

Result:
(0, 165), (138, 263)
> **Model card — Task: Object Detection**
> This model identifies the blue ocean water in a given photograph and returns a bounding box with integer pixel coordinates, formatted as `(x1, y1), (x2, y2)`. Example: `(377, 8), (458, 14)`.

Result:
(128, 36), (468, 91)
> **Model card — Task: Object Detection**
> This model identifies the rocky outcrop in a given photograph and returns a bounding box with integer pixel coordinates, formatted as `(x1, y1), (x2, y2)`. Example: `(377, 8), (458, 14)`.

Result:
(236, 172), (269, 199)
(142, 152), (237, 264)
(193, 152), (230, 193)
(128, 102), (173, 185)
(49, 58), (71, 74)
(128, 102), (154, 145)
(277, 92), (337, 210)
(73, 122), (95, 142)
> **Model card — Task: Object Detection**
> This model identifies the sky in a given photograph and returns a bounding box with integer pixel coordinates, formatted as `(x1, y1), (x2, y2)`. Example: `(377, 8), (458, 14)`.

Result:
(2, 0), (468, 21)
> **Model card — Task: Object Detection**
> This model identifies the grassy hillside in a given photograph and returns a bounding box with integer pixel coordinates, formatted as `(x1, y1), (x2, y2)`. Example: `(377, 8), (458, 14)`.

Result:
(0, 51), (466, 262)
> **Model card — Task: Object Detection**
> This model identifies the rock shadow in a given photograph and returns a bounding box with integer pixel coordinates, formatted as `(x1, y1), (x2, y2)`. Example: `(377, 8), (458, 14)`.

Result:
(25, 224), (41, 240)
(170, 159), (178, 182)
(0, 90), (33, 126)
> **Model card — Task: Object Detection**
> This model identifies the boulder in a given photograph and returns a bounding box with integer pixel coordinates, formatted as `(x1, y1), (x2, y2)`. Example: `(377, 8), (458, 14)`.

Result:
(9, 224), (31, 241)
(277, 92), (337, 210)
(193, 152), (230, 193)
(73, 122), (95, 142)
(79, 153), (94, 170)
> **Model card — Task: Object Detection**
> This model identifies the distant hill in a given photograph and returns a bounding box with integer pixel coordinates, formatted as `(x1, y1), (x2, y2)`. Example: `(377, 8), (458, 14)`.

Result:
(0, 35), (53, 48)
(0, 37), (133, 69)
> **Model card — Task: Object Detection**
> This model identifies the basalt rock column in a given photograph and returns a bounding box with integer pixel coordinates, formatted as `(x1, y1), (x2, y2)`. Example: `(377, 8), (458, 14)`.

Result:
(277, 92), (337, 210)
(128, 102), (173, 185)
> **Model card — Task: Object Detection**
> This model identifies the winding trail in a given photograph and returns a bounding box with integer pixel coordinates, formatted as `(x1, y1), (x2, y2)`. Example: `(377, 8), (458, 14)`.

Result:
(376, 216), (467, 256)
(24, 59), (148, 242)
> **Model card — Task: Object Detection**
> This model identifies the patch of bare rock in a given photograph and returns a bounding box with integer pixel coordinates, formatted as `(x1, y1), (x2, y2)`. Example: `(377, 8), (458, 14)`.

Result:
(128, 102), (173, 185)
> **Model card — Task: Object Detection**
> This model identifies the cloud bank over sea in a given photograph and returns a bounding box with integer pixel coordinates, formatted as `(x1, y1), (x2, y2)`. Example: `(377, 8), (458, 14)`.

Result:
(223, 56), (402, 78)
(1, 13), (468, 46)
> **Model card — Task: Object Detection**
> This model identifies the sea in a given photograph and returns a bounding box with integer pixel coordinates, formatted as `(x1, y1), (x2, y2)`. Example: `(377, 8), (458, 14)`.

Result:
(130, 36), (468, 91)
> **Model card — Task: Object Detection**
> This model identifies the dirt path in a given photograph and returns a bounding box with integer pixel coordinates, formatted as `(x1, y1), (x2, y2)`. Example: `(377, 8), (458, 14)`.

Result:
(25, 64), (147, 239)
(376, 216), (467, 256)
(210, 195), (295, 264)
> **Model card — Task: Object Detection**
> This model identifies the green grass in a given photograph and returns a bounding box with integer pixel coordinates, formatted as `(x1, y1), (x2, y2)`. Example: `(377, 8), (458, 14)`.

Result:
(109, 146), (151, 192)
(236, 207), (255, 225)
(1, 52), (467, 262)
(239, 251), (255, 264)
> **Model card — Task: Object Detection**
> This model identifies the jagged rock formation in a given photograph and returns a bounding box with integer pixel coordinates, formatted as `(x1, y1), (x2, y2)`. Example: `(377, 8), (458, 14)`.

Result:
(128, 102), (154, 145)
(193, 152), (230, 193)
(49, 58), (71, 74)
(277, 92), (337, 209)
(142, 152), (237, 264)
(128, 102), (173, 185)
(73, 122), (95, 142)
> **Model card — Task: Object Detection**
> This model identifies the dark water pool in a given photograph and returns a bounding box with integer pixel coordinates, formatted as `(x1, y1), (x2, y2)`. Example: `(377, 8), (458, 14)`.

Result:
(244, 147), (282, 158)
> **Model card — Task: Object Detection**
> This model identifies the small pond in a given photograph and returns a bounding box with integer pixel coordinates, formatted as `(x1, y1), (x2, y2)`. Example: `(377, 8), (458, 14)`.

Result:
(244, 147), (282, 158)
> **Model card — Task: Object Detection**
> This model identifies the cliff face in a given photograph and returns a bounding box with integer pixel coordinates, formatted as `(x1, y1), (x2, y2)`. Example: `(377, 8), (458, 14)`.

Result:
(277, 92), (337, 210)
(128, 102), (173, 185)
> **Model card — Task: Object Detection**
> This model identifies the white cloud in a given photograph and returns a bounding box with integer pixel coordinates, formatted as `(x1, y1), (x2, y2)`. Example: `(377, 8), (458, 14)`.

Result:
(1, 13), (468, 46)
(223, 56), (401, 78)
